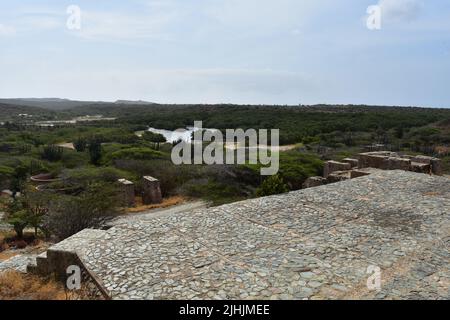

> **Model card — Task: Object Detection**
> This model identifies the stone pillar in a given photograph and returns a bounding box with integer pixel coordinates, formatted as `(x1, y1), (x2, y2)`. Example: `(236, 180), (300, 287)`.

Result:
(430, 158), (443, 176)
(142, 176), (163, 205)
(118, 179), (135, 207)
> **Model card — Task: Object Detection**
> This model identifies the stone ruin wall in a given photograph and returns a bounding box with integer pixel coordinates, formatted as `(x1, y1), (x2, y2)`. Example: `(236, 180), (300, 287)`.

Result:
(303, 151), (443, 189)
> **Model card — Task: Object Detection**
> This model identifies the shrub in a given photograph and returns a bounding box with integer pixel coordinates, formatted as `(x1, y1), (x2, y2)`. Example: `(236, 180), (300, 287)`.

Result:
(107, 147), (165, 162)
(73, 137), (87, 152)
(256, 175), (289, 197)
(88, 139), (102, 165)
(142, 131), (167, 150)
(43, 183), (124, 240)
(61, 167), (134, 186)
(41, 145), (64, 162)
(4, 200), (29, 239)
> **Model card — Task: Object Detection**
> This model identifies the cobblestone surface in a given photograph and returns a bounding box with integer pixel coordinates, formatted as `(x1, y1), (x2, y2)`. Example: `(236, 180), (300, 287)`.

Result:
(51, 170), (450, 300)
(0, 254), (37, 273)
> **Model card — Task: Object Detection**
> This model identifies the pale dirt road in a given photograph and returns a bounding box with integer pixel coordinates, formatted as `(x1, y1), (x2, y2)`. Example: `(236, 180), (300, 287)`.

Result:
(56, 142), (75, 150)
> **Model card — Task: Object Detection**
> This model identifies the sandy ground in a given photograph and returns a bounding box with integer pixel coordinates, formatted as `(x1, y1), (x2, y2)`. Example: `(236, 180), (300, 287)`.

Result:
(56, 142), (75, 150)
(224, 142), (299, 152)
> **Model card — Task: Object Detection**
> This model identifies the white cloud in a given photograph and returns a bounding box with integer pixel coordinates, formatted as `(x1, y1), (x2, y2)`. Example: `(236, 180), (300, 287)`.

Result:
(202, 0), (326, 34)
(378, 0), (423, 23)
(71, 9), (179, 42)
(0, 24), (16, 37)
(19, 15), (62, 31)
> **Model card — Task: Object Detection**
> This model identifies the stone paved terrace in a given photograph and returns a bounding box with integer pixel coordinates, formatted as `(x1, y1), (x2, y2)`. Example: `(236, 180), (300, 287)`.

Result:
(46, 170), (450, 300)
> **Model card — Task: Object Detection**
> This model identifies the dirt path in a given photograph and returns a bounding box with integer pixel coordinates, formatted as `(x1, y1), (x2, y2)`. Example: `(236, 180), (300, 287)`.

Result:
(56, 142), (75, 150)
(224, 142), (300, 152)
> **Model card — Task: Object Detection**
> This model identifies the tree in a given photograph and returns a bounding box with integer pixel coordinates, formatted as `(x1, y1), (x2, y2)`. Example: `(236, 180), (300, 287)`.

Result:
(395, 126), (405, 139)
(25, 191), (50, 237)
(43, 183), (123, 240)
(142, 132), (167, 150)
(88, 138), (103, 165)
(2, 190), (50, 239)
(73, 137), (87, 152)
(41, 145), (64, 162)
(4, 198), (28, 239)
(256, 175), (289, 197)
(10, 165), (28, 198)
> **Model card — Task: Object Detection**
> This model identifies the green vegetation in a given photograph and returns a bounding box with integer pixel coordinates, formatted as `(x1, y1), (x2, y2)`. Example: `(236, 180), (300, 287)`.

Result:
(1, 102), (449, 240)
(256, 175), (289, 197)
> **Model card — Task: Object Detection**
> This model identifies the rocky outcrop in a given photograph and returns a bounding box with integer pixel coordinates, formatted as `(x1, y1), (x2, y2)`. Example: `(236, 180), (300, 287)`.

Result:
(303, 177), (327, 188)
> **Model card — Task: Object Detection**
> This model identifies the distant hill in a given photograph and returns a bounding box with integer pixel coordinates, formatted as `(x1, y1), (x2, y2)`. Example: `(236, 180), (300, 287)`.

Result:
(0, 98), (107, 111)
(0, 102), (55, 121)
(114, 100), (156, 105)
(0, 98), (157, 111)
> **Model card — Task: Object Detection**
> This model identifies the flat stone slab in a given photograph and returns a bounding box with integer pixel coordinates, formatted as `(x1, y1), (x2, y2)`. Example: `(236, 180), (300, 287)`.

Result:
(0, 254), (37, 274)
(49, 170), (450, 300)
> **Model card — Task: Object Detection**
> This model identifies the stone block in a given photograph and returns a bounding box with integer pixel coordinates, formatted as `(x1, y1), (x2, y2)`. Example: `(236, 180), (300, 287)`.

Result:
(384, 157), (411, 171)
(358, 153), (387, 169)
(142, 176), (163, 205)
(324, 161), (352, 178)
(342, 158), (359, 168)
(411, 155), (433, 165)
(350, 170), (372, 179)
(411, 162), (431, 174)
(327, 171), (351, 183)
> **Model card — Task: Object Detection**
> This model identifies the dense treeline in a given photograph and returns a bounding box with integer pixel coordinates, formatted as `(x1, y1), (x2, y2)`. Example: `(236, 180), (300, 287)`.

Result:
(60, 104), (450, 145)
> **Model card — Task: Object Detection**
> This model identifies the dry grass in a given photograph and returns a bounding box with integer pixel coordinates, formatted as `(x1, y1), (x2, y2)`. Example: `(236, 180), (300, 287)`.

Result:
(0, 231), (51, 262)
(0, 271), (67, 300)
(0, 251), (19, 262)
(127, 196), (187, 213)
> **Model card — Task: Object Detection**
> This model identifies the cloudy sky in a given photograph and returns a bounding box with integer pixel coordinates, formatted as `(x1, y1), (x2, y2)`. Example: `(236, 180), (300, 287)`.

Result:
(0, 0), (449, 107)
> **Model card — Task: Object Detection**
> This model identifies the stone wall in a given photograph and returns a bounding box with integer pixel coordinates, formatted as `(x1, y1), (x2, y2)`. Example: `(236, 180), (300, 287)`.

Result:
(342, 158), (359, 168)
(358, 151), (442, 176)
(304, 150), (444, 191)
(323, 161), (352, 178)
(411, 156), (443, 175)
